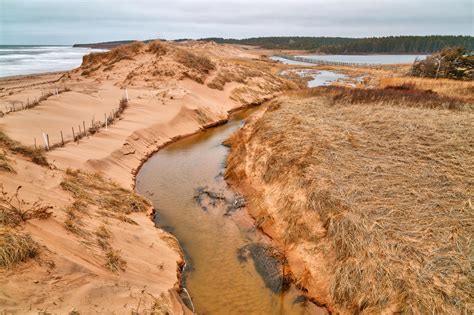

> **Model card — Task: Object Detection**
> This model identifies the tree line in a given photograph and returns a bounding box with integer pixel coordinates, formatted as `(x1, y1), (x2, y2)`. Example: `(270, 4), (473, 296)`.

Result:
(199, 36), (474, 54)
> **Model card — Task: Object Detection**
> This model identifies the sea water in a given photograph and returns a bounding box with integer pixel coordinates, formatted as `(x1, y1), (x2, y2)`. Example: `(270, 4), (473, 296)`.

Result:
(0, 45), (106, 78)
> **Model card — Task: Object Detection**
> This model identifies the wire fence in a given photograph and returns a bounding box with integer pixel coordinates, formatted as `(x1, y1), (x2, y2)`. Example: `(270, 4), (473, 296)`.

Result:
(35, 92), (129, 151)
(1, 87), (71, 116)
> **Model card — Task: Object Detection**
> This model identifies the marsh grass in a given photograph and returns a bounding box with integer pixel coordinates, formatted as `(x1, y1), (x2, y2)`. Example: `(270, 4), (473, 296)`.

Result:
(226, 90), (474, 313)
(287, 85), (470, 110)
(380, 76), (474, 103)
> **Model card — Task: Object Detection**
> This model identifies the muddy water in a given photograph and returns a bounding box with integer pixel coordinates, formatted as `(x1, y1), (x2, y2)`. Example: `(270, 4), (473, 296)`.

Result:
(136, 108), (325, 315)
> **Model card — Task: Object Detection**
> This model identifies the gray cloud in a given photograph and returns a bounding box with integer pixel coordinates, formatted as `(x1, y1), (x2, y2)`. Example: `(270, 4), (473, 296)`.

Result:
(1, 0), (472, 44)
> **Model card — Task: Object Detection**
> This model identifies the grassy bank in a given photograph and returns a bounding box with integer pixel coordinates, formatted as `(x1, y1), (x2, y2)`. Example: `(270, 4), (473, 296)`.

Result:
(226, 85), (473, 313)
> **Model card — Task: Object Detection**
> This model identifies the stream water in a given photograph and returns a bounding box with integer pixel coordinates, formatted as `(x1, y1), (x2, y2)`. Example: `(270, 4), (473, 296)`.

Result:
(136, 108), (326, 315)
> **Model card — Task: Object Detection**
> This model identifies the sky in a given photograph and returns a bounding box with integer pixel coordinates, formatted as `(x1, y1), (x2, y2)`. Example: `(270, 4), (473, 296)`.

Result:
(1, 0), (473, 45)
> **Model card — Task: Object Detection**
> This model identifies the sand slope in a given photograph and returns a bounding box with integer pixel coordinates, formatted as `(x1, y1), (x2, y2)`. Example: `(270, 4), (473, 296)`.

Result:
(0, 41), (293, 313)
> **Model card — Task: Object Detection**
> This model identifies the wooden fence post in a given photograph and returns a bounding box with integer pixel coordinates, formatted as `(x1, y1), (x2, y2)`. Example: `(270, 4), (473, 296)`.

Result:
(60, 130), (64, 146)
(72, 127), (76, 141)
(83, 121), (86, 136)
(42, 132), (49, 150)
(105, 113), (108, 131)
(34, 137), (37, 149)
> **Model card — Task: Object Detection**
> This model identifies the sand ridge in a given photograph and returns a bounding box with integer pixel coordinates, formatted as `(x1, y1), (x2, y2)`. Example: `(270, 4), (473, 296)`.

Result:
(0, 41), (295, 313)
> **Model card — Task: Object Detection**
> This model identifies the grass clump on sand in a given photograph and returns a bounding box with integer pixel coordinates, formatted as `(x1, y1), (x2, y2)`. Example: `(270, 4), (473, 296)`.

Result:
(147, 40), (168, 57)
(0, 228), (39, 268)
(0, 152), (14, 173)
(225, 88), (474, 314)
(175, 49), (216, 83)
(0, 185), (52, 228)
(105, 249), (126, 272)
(60, 169), (151, 219)
(0, 131), (48, 166)
(0, 185), (51, 268)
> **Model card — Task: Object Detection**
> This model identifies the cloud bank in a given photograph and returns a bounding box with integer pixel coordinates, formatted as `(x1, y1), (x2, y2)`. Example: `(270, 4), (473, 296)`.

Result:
(1, 0), (472, 44)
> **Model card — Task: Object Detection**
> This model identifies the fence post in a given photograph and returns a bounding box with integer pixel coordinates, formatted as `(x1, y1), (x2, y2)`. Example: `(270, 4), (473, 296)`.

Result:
(78, 124), (82, 136)
(105, 113), (108, 131)
(72, 127), (76, 142)
(42, 132), (49, 150)
(34, 137), (37, 149)
(46, 134), (50, 150)
(60, 130), (64, 146)
(83, 121), (86, 137)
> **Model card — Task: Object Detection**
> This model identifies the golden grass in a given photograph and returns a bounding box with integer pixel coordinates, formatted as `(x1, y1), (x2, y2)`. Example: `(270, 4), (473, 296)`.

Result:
(81, 41), (145, 71)
(0, 228), (39, 268)
(0, 152), (14, 173)
(226, 90), (474, 313)
(287, 85), (471, 110)
(147, 40), (168, 57)
(0, 131), (48, 166)
(61, 169), (150, 216)
(380, 76), (474, 103)
(105, 249), (126, 272)
(1, 185), (52, 228)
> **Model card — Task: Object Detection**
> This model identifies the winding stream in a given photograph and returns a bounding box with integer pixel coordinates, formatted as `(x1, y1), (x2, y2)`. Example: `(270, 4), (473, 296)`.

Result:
(135, 67), (343, 314)
(136, 108), (326, 314)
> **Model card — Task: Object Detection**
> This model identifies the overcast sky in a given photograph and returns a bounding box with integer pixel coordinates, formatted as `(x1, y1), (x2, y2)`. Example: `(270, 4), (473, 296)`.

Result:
(1, 0), (473, 44)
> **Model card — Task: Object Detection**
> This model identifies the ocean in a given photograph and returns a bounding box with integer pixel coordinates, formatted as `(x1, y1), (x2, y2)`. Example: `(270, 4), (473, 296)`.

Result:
(0, 45), (106, 78)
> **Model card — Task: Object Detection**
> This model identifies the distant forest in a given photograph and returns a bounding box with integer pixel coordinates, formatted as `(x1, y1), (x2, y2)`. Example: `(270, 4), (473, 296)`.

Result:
(74, 36), (474, 54)
(198, 36), (474, 54)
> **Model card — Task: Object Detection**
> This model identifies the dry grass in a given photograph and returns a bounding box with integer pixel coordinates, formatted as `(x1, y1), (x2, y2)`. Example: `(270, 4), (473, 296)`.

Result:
(0, 186), (51, 268)
(0, 152), (14, 173)
(82, 41), (145, 70)
(0, 131), (48, 166)
(0, 185), (52, 228)
(0, 228), (39, 268)
(175, 49), (216, 83)
(105, 249), (126, 272)
(226, 90), (474, 313)
(60, 169), (150, 218)
(95, 225), (112, 250)
(380, 76), (474, 103)
(147, 40), (168, 57)
(287, 85), (471, 110)
(207, 65), (262, 90)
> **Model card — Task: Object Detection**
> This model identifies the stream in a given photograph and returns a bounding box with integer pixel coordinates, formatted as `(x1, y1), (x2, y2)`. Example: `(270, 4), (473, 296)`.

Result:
(135, 68), (341, 314)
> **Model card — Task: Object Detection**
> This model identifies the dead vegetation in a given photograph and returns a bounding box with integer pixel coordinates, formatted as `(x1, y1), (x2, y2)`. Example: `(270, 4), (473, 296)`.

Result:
(60, 169), (150, 221)
(0, 152), (14, 173)
(380, 76), (474, 103)
(81, 41), (145, 74)
(288, 85), (471, 110)
(175, 49), (216, 83)
(147, 40), (168, 57)
(0, 131), (48, 166)
(207, 64), (262, 90)
(105, 249), (126, 272)
(411, 47), (473, 80)
(226, 87), (474, 313)
(0, 185), (52, 228)
(0, 185), (52, 268)
(0, 228), (39, 268)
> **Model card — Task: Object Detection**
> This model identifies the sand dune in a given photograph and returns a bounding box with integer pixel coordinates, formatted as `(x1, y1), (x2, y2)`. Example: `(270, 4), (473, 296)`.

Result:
(0, 41), (293, 313)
